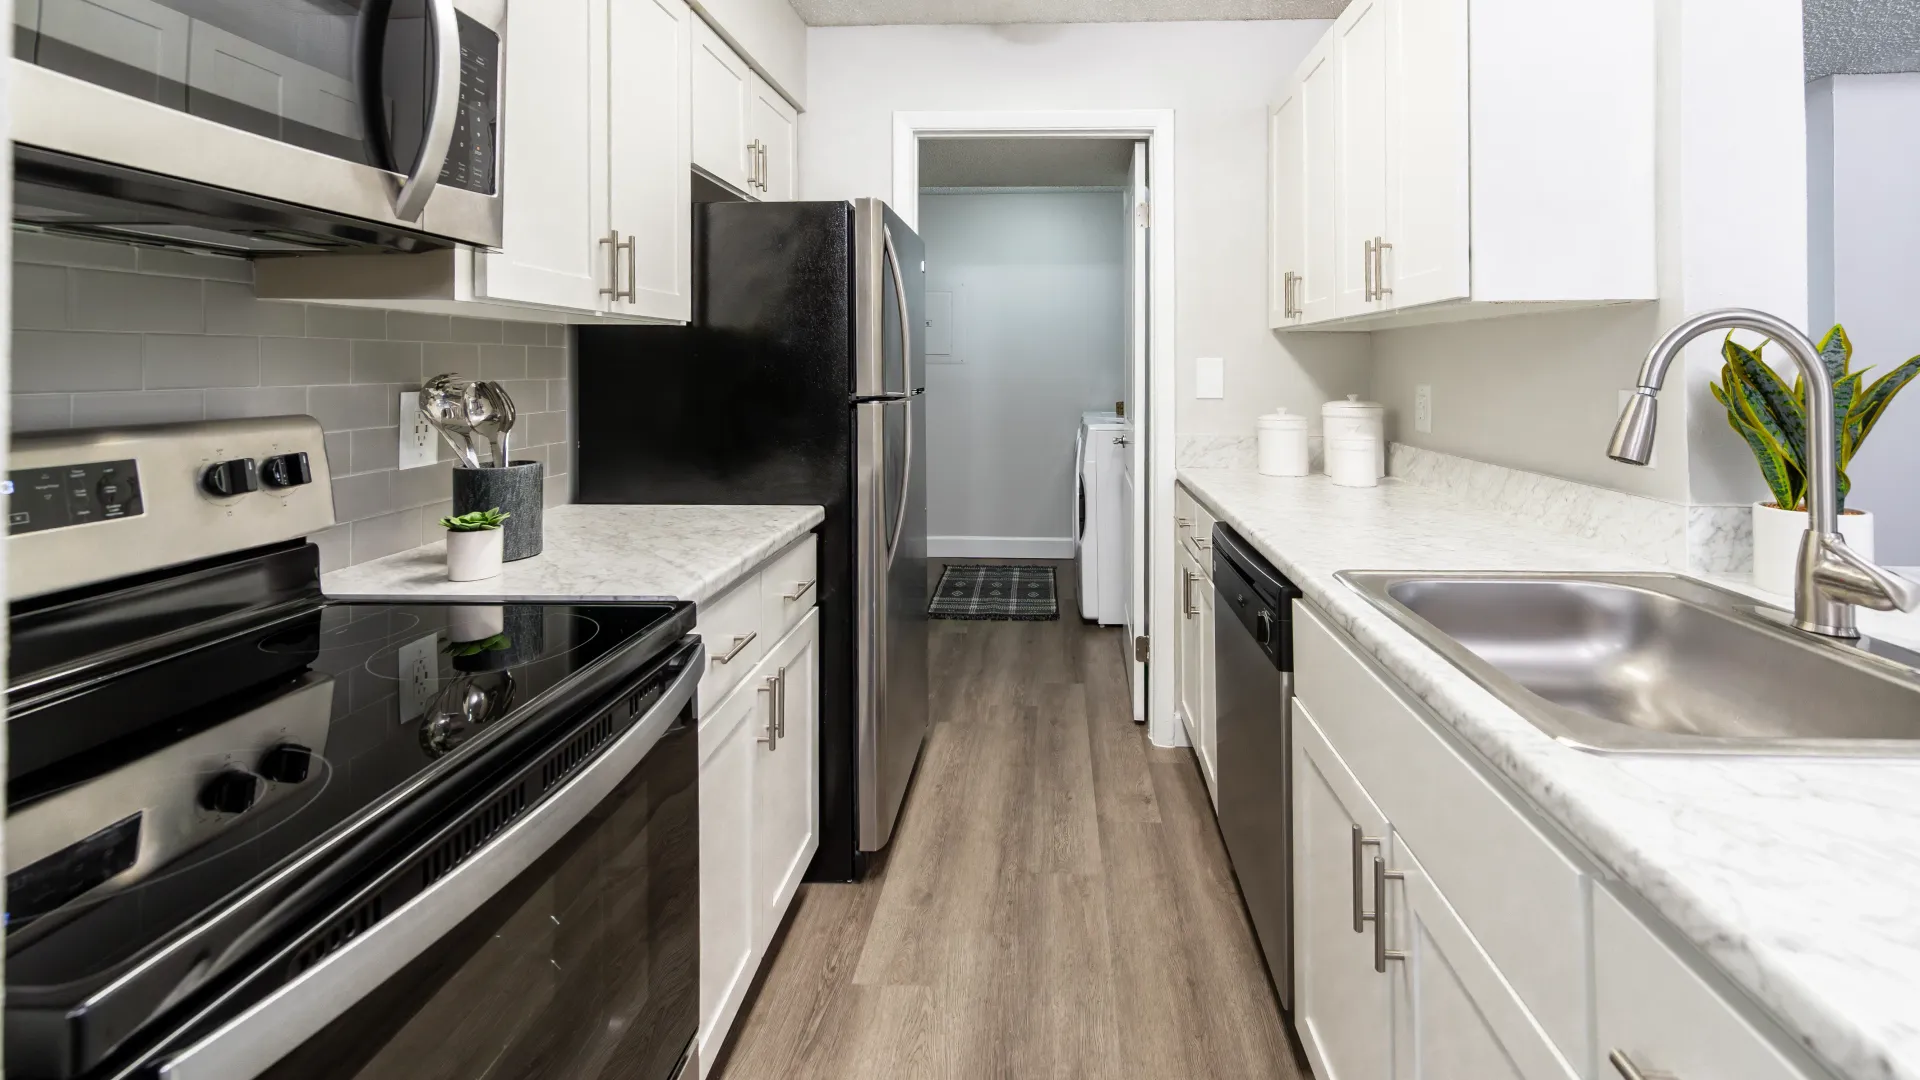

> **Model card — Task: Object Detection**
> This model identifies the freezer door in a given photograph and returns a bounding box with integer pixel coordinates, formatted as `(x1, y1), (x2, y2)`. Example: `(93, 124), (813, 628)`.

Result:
(854, 198), (926, 397)
(856, 394), (928, 851)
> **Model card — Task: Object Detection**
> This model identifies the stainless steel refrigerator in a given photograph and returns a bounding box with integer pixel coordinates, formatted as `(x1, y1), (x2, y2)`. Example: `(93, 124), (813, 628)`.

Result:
(574, 198), (928, 881)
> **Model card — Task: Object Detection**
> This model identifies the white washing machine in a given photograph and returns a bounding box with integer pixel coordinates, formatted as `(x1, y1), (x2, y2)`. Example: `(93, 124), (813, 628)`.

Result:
(1075, 411), (1131, 625)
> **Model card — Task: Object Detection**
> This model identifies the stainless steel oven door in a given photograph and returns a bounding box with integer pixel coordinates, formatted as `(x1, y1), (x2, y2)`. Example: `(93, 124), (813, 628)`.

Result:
(11, 0), (503, 249)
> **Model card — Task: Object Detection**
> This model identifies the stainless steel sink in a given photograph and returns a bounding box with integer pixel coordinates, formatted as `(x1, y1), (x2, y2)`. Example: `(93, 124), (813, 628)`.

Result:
(1337, 571), (1920, 755)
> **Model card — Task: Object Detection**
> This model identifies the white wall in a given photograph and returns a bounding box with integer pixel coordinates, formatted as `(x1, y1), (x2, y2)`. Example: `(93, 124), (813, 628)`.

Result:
(1808, 73), (1920, 564)
(1371, 0), (1808, 505)
(801, 21), (1372, 441)
(920, 191), (1126, 554)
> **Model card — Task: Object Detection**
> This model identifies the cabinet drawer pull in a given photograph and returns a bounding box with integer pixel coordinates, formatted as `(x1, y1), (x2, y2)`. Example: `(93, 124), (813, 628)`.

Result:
(782, 579), (817, 602)
(1182, 567), (1196, 617)
(775, 665), (788, 738)
(1609, 1051), (1675, 1080)
(1176, 516), (1191, 530)
(1351, 825), (1383, 932)
(713, 631), (757, 664)
(1369, 855), (1407, 972)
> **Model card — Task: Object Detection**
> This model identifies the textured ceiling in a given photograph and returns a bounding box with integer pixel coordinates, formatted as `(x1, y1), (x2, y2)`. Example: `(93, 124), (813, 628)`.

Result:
(790, 0), (1343, 26)
(1804, 0), (1920, 78)
(919, 137), (1138, 188)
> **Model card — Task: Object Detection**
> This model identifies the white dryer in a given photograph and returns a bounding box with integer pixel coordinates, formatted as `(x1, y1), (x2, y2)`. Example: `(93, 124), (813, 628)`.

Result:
(1075, 411), (1131, 625)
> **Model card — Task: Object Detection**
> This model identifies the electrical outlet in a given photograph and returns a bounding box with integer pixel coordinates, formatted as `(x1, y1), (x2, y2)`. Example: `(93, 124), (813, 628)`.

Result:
(399, 392), (437, 470)
(1619, 390), (1658, 467)
(1415, 385), (1433, 433)
(397, 633), (440, 722)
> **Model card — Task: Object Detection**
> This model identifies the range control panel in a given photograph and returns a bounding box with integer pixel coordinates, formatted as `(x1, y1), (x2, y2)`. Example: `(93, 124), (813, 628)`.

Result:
(8, 458), (144, 535)
(8, 417), (335, 601)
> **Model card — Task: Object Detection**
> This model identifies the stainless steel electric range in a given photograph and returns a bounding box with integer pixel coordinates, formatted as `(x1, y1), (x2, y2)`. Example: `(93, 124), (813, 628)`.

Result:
(4, 418), (702, 1080)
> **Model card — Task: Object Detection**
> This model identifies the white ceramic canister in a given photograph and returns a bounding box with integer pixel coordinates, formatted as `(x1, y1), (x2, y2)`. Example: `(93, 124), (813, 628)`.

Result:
(1322, 394), (1386, 478)
(1326, 436), (1380, 488)
(1257, 407), (1310, 476)
(446, 528), (505, 582)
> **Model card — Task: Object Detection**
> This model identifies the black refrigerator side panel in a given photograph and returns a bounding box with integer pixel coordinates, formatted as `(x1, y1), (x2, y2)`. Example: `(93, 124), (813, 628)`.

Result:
(574, 201), (866, 881)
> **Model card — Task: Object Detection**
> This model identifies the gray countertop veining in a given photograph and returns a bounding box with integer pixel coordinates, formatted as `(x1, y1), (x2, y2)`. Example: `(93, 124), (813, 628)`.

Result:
(1178, 467), (1920, 1080)
(322, 503), (824, 605)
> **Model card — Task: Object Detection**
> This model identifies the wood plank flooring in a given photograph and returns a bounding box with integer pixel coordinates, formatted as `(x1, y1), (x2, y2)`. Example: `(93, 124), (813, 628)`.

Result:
(713, 560), (1304, 1080)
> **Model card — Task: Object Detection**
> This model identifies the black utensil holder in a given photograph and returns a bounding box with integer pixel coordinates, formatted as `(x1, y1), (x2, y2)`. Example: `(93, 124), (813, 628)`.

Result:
(452, 462), (543, 562)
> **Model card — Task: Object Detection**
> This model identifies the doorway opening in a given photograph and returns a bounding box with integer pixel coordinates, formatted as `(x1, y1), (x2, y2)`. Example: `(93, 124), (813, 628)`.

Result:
(893, 112), (1176, 745)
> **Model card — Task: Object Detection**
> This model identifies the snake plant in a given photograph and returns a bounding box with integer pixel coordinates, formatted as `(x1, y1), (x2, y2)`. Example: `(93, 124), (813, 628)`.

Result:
(1709, 325), (1920, 513)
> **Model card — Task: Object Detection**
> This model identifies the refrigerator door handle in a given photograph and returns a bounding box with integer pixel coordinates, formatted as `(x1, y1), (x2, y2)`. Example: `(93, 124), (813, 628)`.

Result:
(888, 395), (913, 571)
(882, 224), (913, 395)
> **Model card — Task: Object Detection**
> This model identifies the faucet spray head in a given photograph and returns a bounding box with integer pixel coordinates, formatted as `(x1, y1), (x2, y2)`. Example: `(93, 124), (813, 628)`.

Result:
(1608, 388), (1659, 465)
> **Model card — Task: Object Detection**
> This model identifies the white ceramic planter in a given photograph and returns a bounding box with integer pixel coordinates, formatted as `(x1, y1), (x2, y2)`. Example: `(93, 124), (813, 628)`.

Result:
(1750, 501), (1874, 596)
(446, 528), (504, 582)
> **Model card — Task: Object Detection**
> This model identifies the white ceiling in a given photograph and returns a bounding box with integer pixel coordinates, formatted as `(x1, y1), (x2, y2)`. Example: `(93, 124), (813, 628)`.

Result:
(1804, 0), (1920, 78)
(919, 137), (1138, 188)
(789, 0), (1342, 26)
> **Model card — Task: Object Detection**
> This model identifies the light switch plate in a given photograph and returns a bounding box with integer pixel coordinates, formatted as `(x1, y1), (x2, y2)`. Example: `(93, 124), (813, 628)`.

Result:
(925, 290), (954, 358)
(1415, 385), (1432, 433)
(1196, 357), (1225, 399)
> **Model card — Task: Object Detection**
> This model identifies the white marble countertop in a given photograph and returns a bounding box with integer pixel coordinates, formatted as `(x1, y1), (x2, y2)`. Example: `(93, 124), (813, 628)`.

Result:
(322, 503), (824, 604)
(1179, 468), (1920, 1080)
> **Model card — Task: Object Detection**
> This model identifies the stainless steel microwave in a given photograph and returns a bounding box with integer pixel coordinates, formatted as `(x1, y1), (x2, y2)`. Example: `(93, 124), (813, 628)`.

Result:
(11, 0), (504, 254)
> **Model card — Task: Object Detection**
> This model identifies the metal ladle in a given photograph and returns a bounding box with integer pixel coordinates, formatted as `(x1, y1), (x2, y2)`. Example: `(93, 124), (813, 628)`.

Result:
(421, 373), (481, 469)
(465, 381), (510, 467)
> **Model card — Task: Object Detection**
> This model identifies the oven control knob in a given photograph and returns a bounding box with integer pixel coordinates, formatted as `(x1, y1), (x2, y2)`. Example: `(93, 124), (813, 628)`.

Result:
(258, 742), (314, 784)
(260, 452), (312, 489)
(199, 769), (262, 814)
(202, 458), (259, 497)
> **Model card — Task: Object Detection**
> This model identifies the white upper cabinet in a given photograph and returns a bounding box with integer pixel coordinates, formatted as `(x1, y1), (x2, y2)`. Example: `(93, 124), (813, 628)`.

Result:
(692, 15), (800, 200)
(608, 0), (694, 322)
(749, 71), (798, 200)
(1269, 0), (1655, 330)
(691, 17), (754, 193)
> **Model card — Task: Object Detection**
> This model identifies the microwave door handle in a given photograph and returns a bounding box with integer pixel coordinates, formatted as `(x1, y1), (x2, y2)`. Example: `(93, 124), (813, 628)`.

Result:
(393, 0), (461, 221)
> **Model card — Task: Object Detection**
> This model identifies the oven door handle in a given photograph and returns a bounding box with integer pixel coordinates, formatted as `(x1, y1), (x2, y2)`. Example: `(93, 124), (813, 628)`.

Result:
(392, 0), (461, 221)
(154, 643), (703, 1080)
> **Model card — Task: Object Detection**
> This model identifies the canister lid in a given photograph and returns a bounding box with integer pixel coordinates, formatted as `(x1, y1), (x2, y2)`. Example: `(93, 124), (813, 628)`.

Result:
(1258, 407), (1308, 429)
(1322, 393), (1385, 417)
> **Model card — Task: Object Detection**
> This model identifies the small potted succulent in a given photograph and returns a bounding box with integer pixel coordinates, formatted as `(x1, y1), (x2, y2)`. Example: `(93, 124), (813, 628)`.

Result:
(1711, 326), (1920, 595)
(441, 508), (510, 582)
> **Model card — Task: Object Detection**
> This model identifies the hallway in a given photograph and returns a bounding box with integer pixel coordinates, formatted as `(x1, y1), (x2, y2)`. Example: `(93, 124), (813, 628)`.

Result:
(713, 562), (1303, 1079)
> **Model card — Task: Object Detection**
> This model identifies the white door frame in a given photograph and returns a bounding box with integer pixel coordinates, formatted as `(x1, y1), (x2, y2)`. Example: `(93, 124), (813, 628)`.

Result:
(891, 109), (1182, 748)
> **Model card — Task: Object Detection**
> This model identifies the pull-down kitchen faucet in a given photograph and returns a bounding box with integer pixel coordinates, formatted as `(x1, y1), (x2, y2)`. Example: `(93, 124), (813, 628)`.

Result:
(1608, 308), (1920, 639)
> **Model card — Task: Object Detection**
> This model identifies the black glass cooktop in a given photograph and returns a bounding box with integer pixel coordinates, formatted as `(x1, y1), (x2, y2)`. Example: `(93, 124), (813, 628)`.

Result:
(4, 589), (692, 1071)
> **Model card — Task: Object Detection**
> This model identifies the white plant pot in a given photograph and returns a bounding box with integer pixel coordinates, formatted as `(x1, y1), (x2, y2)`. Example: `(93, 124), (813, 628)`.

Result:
(446, 528), (504, 582)
(1750, 501), (1874, 597)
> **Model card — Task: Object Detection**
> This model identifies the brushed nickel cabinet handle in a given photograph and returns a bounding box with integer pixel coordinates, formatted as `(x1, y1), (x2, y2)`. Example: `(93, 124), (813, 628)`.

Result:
(782, 578), (817, 602)
(757, 675), (779, 748)
(1363, 237), (1376, 301)
(1182, 567), (1195, 617)
(759, 144), (770, 193)
(1376, 237), (1393, 299)
(1369, 855), (1407, 972)
(746, 140), (761, 189)
(713, 631), (757, 664)
(1608, 1051), (1677, 1080)
(1176, 517), (1191, 529)
(775, 665), (788, 738)
(599, 230), (623, 298)
(1351, 825), (1383, 932)
(623, 231), (637, 302)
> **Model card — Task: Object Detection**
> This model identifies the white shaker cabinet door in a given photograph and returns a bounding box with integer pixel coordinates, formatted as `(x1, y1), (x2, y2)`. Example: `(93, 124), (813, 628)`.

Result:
(1297, 34), (1340, 324)
(1333, 0), (1389, 319)
(477, 0), (608, 312)
(753, 608), (819, 950)
(749, 71), (797, 201)
(697, 676), (760, 1075)
(1384, 0), (1470, 309)
(1293, 698), (1392, 1080)
(607, 0), (692, 322)
(690, 17), (753, 195)
(1268, 84), (1305, 329)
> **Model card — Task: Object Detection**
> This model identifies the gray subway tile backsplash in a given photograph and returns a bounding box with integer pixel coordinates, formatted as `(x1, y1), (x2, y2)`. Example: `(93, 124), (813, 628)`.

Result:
(12, 231), (576, 574)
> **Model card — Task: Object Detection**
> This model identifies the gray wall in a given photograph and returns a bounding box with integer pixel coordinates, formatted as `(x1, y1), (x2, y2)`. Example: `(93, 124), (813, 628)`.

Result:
(919, 191), (1125, 555)
(10, 231), (573, 573)
(1807, 73), (1920, 564)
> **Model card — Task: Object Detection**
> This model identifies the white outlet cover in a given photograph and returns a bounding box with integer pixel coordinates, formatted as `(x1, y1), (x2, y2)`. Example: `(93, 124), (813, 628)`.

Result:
(397, 633), (440, 722)
(1415, 385), (1433, 433)
(1195, 357), (1225, 399)
(398, 391), (438, 469)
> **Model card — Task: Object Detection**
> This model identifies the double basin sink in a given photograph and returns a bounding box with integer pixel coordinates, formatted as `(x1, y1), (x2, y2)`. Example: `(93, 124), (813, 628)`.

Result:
(1338, 571), (1920, 755)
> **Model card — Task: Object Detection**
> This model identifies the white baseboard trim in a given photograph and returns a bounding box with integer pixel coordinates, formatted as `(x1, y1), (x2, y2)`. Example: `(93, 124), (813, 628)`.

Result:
(928, 535), (1076, 560)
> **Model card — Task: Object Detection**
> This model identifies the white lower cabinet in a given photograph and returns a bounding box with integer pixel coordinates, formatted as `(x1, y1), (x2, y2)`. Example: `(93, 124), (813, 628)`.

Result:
(1292, 598), (1840, 1080)
(695, 540), (820, 1077)
(1174, 539), (1216, 797)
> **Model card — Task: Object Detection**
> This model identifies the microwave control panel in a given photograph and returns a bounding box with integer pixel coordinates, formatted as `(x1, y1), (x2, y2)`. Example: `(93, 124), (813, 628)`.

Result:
(440, 11), (500, 196)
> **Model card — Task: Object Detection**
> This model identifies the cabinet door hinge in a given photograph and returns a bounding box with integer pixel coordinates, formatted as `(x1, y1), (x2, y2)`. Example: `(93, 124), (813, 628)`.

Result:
(1134, 635), (1150, 662)
(1135, 203), (1152, 228)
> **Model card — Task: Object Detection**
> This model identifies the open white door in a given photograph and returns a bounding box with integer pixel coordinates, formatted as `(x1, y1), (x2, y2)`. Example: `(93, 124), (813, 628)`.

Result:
(1123, 142), (1149, 723)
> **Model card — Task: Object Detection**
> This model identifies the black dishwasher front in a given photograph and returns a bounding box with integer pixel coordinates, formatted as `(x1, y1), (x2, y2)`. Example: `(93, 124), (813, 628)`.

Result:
(1212, 523), (1302, 1011)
